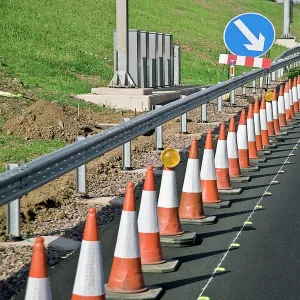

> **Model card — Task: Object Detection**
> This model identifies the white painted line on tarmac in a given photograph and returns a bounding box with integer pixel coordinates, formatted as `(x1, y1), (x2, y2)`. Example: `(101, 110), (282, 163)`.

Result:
(197, 138), (300, 299)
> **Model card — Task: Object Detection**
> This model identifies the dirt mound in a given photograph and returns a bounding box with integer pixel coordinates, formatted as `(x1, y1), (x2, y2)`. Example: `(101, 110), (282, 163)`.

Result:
(3, 100), (102, 141)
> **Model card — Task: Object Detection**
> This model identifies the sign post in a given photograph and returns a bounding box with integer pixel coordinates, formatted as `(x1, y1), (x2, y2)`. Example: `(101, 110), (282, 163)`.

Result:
(230, 60), (235, 105)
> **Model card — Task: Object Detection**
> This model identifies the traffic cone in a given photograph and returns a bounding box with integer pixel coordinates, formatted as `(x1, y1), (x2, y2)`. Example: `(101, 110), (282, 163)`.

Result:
(215, 122), (232, 189)
(200, 130), (221, 203)
(107, 182), (147, 294)
(292, 77), (299, 113)
(284, 82), (292, 122)
(237, 109), (251, 168)
(157, 167), (184, 236)
(227, 117), (242, 178)
(289, 79), (295, 118)
(266, 98), (275, 137)
(254, 99), (263, 151)
(260, 97), (270, 147)
(278, 85), (287, 127)
(247, 104), (258, 159)
(72, 208), (105, 300)
(272, 88), (280, 134)
(24, 237), (52, 300)
(138, 166), (164, 265)
(179, 138), (206, 218)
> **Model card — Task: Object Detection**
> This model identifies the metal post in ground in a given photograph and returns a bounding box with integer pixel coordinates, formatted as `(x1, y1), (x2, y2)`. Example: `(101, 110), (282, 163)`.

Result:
(174, 46), (180, 86)
(155, 105), (164, 150)
(122, 118), (133, 170)
(281, 0), (292, 38)
(230, 60), (236, 105)
(217, 82), (222, 111)
(201, 88), (207, 123)
(271, 71), (276, 83)
(259, 76), (264, 89)
(180, 95), (188, 133)
(76, 136), (87, 196)
(6, 163), (21, 241)
(241, 75), (246, 98)
(252, 71), (256, 94)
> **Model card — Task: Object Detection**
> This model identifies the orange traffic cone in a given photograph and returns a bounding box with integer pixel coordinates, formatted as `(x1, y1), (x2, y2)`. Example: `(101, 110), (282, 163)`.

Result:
(215, 123), (232, 189)
(272, 88), (280, 134)
(237, 109), (251, 168)
(200, 130), (221, 203)
(24, 237), (52, 300)
(254, 99), (263, 151)
(284, 82), (292, 122)
(260, 97), (270, 147)
(227, 117), (242, 177)
(138, 166), (164, 264)
(266, 98), (275, 137)
(278, 85), (287, 127)
(247, 104), (258, 159)
(179, 138), (205, 219)
(158, 167), (184, 235)
(289, 79), (295, 118)
(292, 77), (299, 113)
(107, 182), (147, 294)
(72, 208), (105, 300)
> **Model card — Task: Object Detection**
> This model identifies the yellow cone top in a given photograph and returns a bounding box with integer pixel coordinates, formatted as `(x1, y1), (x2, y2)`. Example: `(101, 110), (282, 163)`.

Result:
(160, 147), (180, 168)
(264, 90), (274, 102)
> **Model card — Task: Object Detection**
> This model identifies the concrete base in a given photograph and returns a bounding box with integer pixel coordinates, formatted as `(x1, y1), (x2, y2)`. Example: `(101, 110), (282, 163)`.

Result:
(180, 215), (217, 225)
(250, 157), (267, 164)
(269, 136), (285, 142)
(275, 38), (299, 48)
(287, 121), (298, 126)
(293, 116), (300, 121)
(0, 236), (81, 251)
(263, 144), (277, 149)
(230, 176), (251, 182)
(77, 86), (203, 112)
(160, 231), (197, 247)
(241, 166), (260, 172)
(276, 131), (288, 136)
(218, 188), (243, 195)
(258, 150), (271, 156)
(203, 200), (231, 209)
(105, 285), (163, 300)
(281, 126), (294, 130)
(142, 259), (180, 273)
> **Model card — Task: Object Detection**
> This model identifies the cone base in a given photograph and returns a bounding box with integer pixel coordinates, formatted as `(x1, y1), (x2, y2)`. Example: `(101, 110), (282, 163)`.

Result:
(160, 231), (196, 247)
(203, 200), (231, 209)
(105, 285), (163, 299)
(230, 176), (251, 183)
(218, 188), (242, 195)
(141, 259), (180, 273)
(240, 166), (260, 172)
(180, 215), (217, 225)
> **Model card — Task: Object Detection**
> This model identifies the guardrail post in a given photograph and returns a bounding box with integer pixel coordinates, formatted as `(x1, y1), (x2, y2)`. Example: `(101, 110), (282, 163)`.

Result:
(201, 88), (207, 123)
(6, 163), (21, 241)
(217, 82), (222, 111)
(252, 72), (256, 93)
(155, 105), (164, 150)
(122, 118), (133, 170)
(271, 71), (276, 82)
(259, 76), (264, 88)
(241, 75), (246, 98)
(76, 136), (87, 195)
(180, 95), (188, 133)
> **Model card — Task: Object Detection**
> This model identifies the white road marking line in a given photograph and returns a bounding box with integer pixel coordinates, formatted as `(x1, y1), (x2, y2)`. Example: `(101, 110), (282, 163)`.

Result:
(197, 139), (300, 299)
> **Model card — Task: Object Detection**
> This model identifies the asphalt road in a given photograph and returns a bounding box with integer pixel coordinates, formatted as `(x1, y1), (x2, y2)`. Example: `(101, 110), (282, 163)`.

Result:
(15, 124), (300, 300)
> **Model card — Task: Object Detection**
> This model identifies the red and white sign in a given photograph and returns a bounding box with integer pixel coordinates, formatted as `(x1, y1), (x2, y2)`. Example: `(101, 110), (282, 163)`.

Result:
(219, 54), (271, 69)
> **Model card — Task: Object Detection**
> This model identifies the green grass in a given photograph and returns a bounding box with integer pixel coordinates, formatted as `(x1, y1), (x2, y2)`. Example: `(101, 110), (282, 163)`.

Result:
(0, 120), (66, 173)
(1, 0), (300, 103)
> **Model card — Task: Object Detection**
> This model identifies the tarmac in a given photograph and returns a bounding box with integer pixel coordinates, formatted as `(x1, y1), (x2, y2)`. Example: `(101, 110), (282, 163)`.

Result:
(14, 124), (300, 300)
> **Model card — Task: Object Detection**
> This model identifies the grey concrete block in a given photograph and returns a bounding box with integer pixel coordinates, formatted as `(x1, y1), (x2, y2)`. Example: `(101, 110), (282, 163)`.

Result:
(203, 200), (231, 209)
(230, 176), (251, 182)
(218, 188), (243, 195)
(240, 166), (260, 172)
(160, 231), (196, 247)
(142, 259), (180, 273)
(180, 215), (217, 225)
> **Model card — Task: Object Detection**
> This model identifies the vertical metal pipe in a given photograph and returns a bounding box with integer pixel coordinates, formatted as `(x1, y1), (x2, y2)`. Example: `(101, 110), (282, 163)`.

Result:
(252, 70), (256, 94)
(76, 136), (87, 195)
(174, 46), (180, 85)
(122, 118), (133, 170)
(6, 163), (21, 241)
(180, 95), (188, 133)
(201, 88), (207, 123)
(155, 105), (164, 150)
(281, 0), (291, 38)
(217, 82), (222, 111)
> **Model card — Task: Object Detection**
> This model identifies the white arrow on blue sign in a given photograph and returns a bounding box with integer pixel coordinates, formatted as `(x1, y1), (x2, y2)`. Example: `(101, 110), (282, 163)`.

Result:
(224, 13), (275, 57)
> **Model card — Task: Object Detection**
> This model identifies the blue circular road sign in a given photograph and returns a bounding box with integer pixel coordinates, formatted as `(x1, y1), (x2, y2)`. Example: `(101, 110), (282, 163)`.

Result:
(224, 13), (275, 57)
